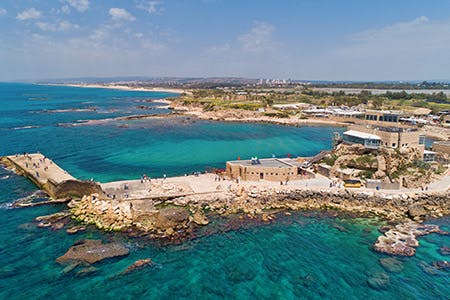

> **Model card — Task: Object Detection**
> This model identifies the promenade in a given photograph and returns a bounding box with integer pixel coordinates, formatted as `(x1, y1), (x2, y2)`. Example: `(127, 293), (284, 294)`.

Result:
(3, 153), (449, 202)
(4, 153), (75, 186)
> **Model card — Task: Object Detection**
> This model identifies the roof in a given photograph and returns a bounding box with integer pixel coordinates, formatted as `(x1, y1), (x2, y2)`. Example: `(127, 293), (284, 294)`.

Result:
(343, 130), (381, 140)
(227, 158), (293, 168)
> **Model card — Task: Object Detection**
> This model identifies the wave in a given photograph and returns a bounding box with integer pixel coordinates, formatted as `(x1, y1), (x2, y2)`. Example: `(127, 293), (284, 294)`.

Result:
(12, 125), (41, 130)
(0, 201), (14, 210)
(11, 190), (49, 207)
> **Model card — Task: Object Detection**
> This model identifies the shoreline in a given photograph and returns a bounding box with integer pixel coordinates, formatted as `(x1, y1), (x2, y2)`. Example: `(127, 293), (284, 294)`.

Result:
(42, 83), (191, 95)
(37, 83), (450, 139)
(3, 152), (449, 256)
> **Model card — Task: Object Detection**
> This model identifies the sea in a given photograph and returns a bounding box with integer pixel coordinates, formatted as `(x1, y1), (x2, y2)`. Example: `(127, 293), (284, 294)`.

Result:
(0, 83), (448, 299)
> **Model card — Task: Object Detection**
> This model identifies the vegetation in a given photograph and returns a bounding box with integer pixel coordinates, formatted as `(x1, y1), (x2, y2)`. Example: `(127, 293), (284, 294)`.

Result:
(175, 86), (450, 114)
(322, 154), (338, 166)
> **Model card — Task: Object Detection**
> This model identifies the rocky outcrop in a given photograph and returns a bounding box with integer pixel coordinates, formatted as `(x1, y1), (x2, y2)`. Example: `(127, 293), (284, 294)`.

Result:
(35, 211), (71, 229)
(433, 260), (450, 270)
(56, 239), (129, 264)
(326, 144), (443, 188)
(440, 246), (450, 256)
(190, 210), (209, 225)
(408, 204), (427, 220)
(367, 272), (390, 290)
(120, 259), (154, 275)
(379, 257), (403, 273)
(373, 222), (446, 256)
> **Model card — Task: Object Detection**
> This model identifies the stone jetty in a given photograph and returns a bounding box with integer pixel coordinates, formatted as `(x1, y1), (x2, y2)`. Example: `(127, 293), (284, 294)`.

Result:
(1, 153), (102, 199)
(2, 153), (450, 254)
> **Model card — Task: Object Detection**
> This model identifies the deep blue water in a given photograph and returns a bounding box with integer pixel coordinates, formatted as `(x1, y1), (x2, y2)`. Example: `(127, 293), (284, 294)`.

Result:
(0, 83), (448, 299)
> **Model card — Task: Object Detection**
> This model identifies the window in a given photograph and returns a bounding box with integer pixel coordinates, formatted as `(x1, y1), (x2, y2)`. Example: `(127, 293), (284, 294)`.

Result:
(392, 143), (396, 147)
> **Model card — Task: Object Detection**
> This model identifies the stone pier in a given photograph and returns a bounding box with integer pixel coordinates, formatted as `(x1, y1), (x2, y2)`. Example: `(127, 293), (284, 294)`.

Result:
(1, 153), (102, 199)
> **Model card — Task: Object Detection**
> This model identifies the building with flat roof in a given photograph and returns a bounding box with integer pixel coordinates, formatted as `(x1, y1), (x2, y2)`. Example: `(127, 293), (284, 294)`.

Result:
(349, 124), (424, 150)
(345, 124), (430, 161)
(342, 130), (381, 149)
(226, 157), (314, 181)
(363, 110), (403, 125)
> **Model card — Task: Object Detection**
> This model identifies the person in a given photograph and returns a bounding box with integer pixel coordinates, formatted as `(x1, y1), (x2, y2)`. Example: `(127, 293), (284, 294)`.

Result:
(163, 174), (167, 180)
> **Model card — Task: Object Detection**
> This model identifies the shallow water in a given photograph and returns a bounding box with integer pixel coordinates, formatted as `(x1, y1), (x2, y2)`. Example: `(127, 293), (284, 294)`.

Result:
(0, 83), (448, 299)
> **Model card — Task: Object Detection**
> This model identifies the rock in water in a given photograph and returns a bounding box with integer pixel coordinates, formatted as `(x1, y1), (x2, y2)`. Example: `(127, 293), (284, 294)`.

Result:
(439, 246), (450, 256)
(121, 258), (154, 275)
(433, 260), (450, 270)
(367, 272), (390, 290)
(76, 266), (98, 277)
(379, 257), (403, 273)
(373, 222), (442, 256)
(56, 239), (129, 264)
(66, 226), (86, 235)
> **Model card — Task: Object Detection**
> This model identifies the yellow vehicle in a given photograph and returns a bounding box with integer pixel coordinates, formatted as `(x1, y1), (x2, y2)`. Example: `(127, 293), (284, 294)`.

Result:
(344, 179), (362, 188)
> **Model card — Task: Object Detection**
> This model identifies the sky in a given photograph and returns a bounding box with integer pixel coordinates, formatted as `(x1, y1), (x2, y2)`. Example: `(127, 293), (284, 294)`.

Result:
(1, 0), (450, 81)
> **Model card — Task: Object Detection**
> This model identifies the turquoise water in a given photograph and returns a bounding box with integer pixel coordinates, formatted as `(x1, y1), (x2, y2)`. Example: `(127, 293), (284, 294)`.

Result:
(0, 83), (448, 299)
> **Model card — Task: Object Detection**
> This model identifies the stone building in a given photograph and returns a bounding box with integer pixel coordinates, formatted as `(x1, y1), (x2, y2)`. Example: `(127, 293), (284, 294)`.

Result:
(226, 157), (314, 182)
(348, 124), (425, 152)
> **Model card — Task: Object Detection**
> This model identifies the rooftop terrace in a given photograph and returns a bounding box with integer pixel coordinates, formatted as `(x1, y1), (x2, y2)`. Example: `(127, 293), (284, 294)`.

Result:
(227, 158), (294, 168)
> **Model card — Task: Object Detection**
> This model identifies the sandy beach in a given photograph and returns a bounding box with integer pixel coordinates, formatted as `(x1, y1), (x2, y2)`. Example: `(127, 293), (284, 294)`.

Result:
(45, 83), (191, 95)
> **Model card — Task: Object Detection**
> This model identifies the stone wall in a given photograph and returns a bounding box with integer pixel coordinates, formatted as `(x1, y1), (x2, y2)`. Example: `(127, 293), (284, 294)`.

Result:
(226, 162), (313, 181)
(49, 179), (104, 199)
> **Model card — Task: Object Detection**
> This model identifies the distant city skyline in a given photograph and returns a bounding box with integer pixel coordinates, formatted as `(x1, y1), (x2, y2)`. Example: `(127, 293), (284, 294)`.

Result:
(1, 0), (450, 81)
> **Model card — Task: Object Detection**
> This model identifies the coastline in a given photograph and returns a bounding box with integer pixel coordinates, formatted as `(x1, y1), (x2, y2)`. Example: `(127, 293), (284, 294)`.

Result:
(3, 152), (449, 256)
(39, 83), (450, 139)
(43, 83), (191, 95)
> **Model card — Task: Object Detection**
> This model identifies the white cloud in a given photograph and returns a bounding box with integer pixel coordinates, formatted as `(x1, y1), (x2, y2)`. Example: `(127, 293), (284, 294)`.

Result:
(36, 21), (80, 32)
(16, 8), (42, 21)
(65, 0), (89, 12)
(238, 21), (280, 52)
(109, 8), (136, 22)
(0, 8), (7, 16)
(137, 1), (164, 14)
(61, 5), (71, 14)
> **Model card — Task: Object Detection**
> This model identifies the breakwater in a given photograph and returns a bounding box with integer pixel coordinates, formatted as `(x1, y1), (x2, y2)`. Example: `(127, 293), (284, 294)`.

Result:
(1, 154), (102, 200)
(3, 153), (449, 255)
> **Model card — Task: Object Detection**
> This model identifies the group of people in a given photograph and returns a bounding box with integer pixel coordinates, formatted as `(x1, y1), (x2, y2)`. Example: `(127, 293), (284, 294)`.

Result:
(214, 175), (225, 182)
(140, 173), (152, 184)
(329, 180), (342, 188)
(19, 153), (52, 178)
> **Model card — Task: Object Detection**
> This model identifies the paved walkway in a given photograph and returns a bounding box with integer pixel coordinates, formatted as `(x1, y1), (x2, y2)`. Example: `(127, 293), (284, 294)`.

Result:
(6, 153), (75, 185)
(5, 153), (449, 201)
